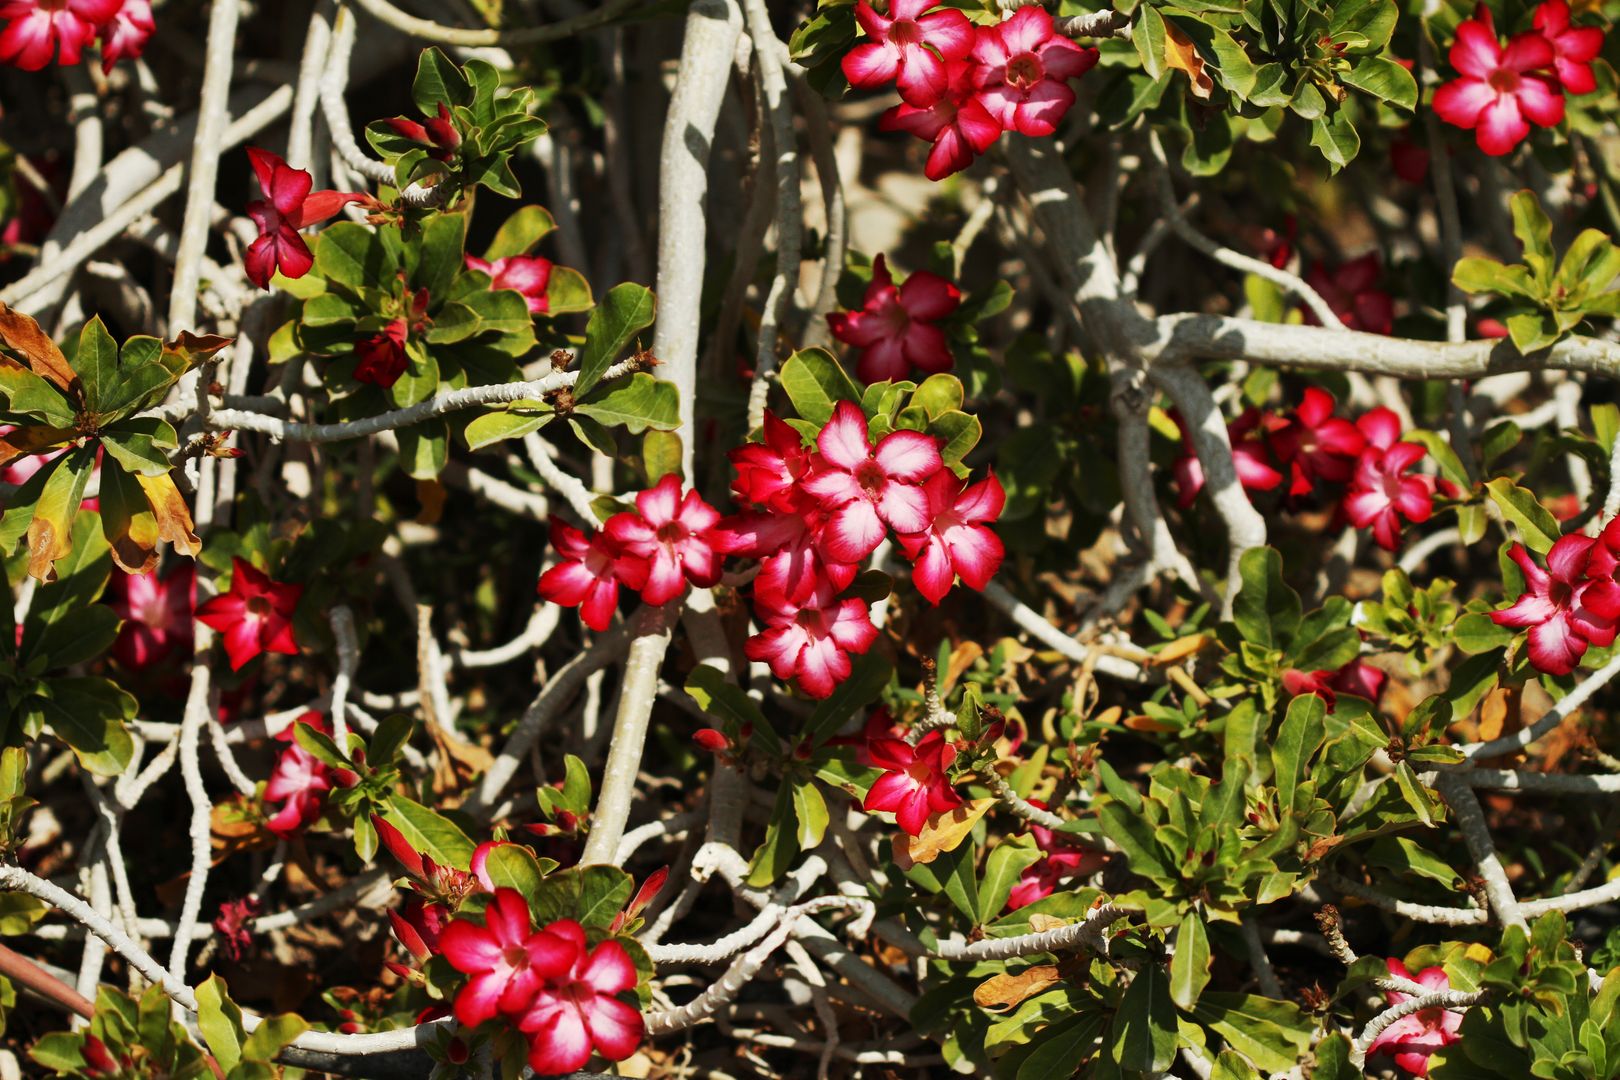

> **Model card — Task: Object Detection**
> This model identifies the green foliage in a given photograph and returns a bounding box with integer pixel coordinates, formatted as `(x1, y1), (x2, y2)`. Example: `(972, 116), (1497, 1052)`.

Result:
(30, 984), (209, 1079)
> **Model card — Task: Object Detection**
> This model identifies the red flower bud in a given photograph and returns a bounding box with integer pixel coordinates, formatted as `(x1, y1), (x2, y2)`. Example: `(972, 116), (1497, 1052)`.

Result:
(692, 728), (729, 753)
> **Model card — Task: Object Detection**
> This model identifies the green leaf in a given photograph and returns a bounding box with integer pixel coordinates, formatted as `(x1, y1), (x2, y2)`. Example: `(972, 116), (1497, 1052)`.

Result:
(576, 283), (656, 398)
(1453, 613), (1513, 655)
(411, 47), (473, 116)
(485, 205), (556, 260)
(747, 783), (801, 887)
(242, 1014), (308, 1063)
(1232, 546), (1300, 649)
(1016, 1013), (1107, 1080)
(980, 835), (1042, 923)
(366, 714), (414, 766)
(1309, 109), (1360, 172)
(1210, 1049), (1263, 1080)
(196, 975), (246, 1074)
(1403, 430), (1470, 490)
(577, 865), (634, 928)
(396, 418), (449, 480)
(792, 780), (829, 851)
(416, 211), (468, 303)
(292, 722), (351, 771)
(1171, 912), (1212, 1010)
(931, 409), (982, 473)
(1098, 801), (1172, 880)
(41, 677), (135, 776)
(544, 265), (593, 315)
(98, 418), (178, 477)
(1484, 477), (1561, 554)
(482, 842), (546, 897)
(780, 347), (862, 426)
(1341, 55), (1416, 109)
(685, 664), (778, 755)
(383, 793), (476, 871)
(316, 222), (398, 290)
(803, 652), (892, 747)
(29, 604), (119, 669)
(1392, 760), (1440, 826)
(1453, 257), (1540, 300)
(73, 317), (121, 416)
(1510, 190), (1556, 282)
(464, 407), (549, 451)
(1111, 964), (1177, 1071)
(1191, 993), (1312, 1073)
(574, 373), (680, 433)
(1310, 1033), (1358, 1080)
(23, 444), (94, 581)
(1272, 692), (1327, 809)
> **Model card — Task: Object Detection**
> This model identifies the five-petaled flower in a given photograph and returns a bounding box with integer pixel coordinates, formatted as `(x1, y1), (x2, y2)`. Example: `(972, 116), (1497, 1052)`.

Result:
(877, 60), (1003, 181)
(1172, 408), (1283, 510)
(970, 6), (1099, 137)
(263, 713), (347, 838)
(1491, 532), (1620, 675)
(862, 730), (961, 836)
(106, 563), (194, 671)
(826, 255), (961, 383)
(195, 557), (303, 671)
(604, 475), (723, 607)
(516, 920), (644, 1076)
(1005, 800), (1106, 910)
(466, 254), (553, 314)
(538, 520), (647, 633)
(1267, 386), (1367, 498)
(1433, 5), (1563, 156)
(243, 147), (363, 289)
(1365, 960), (1463, 1076)
(842, 0), (976, 107)
(440, 889), (558, 1028)
(744, 582), (880, 699)
(1341, 408), (1434, 551)
(1532, 0), (1604, 94)
(1282, 657), (1388, 709)
(0, 0), (119, 70)
(802, 400), (943, 562)
(896, 469), (1005, 604)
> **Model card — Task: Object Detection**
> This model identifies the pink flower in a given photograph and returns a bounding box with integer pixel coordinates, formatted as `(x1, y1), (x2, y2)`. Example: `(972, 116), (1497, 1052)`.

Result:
(1267, 387), (1366, 498)
(862, 731), (960, 835)
(1282, 657), (1388, 709)
(243, 147), (363, 289)
(212, 896), (262, 962)
(712, 499), (858, 607)
(878, 59), (1003, 181)
(1365, 960), (1464, 1076)
(1491, 534), (1620, 675)
(1432, 7), (1563, 156)
(1005, 801), (1105, 910)
(538, 520), (647, 633)
(263, 714), (338, 838)
(1305, 254), (1396, 335)
(729, 410), (813, 513)
(466, 255), (553, 315)
(970, 6), (1099, 137)
(440, 889), (560, 1027)
(106, 562), (195, 671)
(1172, 408), (1283, 510)
(801, 400), (943, 562)
(0, 0), (119, 70)
(826, 255), (960, 383)
(895, 469), (1004, 604)
(1532, 0), (1603, 94)
(744, 582), (880, 699)
(603, 474), (723, 606)
(1341, 409), (1434, 551)
(195, 557), (303, 671)
(353, 319), (408, 388)
(516, 919), (643, 1075)
(96, 0), (150, 71)
(841, 0), (977, 107)
(385, 103), (462, 161)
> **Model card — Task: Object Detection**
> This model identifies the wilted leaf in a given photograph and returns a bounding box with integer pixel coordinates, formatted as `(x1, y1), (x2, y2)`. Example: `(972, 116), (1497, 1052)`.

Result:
(1163, 19), (1213, 98)
(894, 799), (992, 867)
(134, 472), (202, 557)
(974, 966), (1062, 1011)
(0, 303), (76, 391)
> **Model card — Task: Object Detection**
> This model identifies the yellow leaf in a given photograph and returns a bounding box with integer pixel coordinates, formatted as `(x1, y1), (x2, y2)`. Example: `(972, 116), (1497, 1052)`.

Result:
(893, 798), (992, 868)
(135, 472), (202, 557)
(973, 966), (1062, 1011)
(1150, 633), (1208, 666)
(1164, 20), (1213, 100)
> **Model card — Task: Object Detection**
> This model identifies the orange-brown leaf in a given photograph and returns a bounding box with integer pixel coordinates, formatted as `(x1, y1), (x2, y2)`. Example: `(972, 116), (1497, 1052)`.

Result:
(134, 472), (202, 556)
(892, 798), (992, 868)
(101, 467), (161, 574)
(974, 966), (1062, 1011)
(0, 303), (77, 390)
(1150, 634), (1209, 666)
(1164, 21), (1213, 99)
(0, 424), (74, 469)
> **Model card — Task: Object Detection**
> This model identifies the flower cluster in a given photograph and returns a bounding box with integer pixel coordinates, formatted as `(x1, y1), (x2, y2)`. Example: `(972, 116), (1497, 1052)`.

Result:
(262, 714), (351, 838)
(1174, 390), (1439, 551)
(717, 402), (1004, 697)
(440, 889), (643, 1076)
(538, 473), (721, 632)
(242, 148), (364, 290)
(1006, 799), (1105, 910)
(853, 4), (1099, 180)
(0, 0), (151, 72)
(1491, 519), (1620, 675)
(1365, 960), (1463, 1076)
(1434, 0), (1603, 156)
(826, 254), (960, 383)
(195, 557), (303, 671)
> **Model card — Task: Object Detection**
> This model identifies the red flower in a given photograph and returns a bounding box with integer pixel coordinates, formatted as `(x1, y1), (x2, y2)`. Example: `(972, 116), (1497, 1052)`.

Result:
(1172, 408), (1283, 510)
(1491, 534), (1620, 675)
(243, 147), (363, 289)
(384, 103), (462, 161)
(800, 400), (943, 562)
(841, 0), (976, 107)
(353, 319), (409, 388)
(1005, 800), (1105, 911)
(538, 520), (647, 633)
(96, 0), (150, 71)
(826, 255), (960, 383)
(1267, 387), (1366, 498)
(263, 714), (340, 838)
(1305, 253), (1395, 335)
(212, 896), (262, 962)
(878, 59), (1002, 181)
(713, 499), (858, 607)
(440, 889), (561, 1028)
(0, 0), (119, 70)
(1341, 409), (1433, 551)
(729, 411), (814, 513)
(388, 896), (450, 968)
(1532, 0), (1603, 94)
(1433, 6), (1563, 157)
(106, 562), (194, 671)
(1282, 657), (1387, 709)
(195, 557), (303, 671)
(862, 731), (960, 836)
(895, 469), (1005, 604)
(970, 6), (1099, 137)
(466, 255), (552, 315)
(1365, 960), (1463, 1076)
(603, 474), (723, 606)
(744, 582), (879, 699)
(515, 919), (643, 1076)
